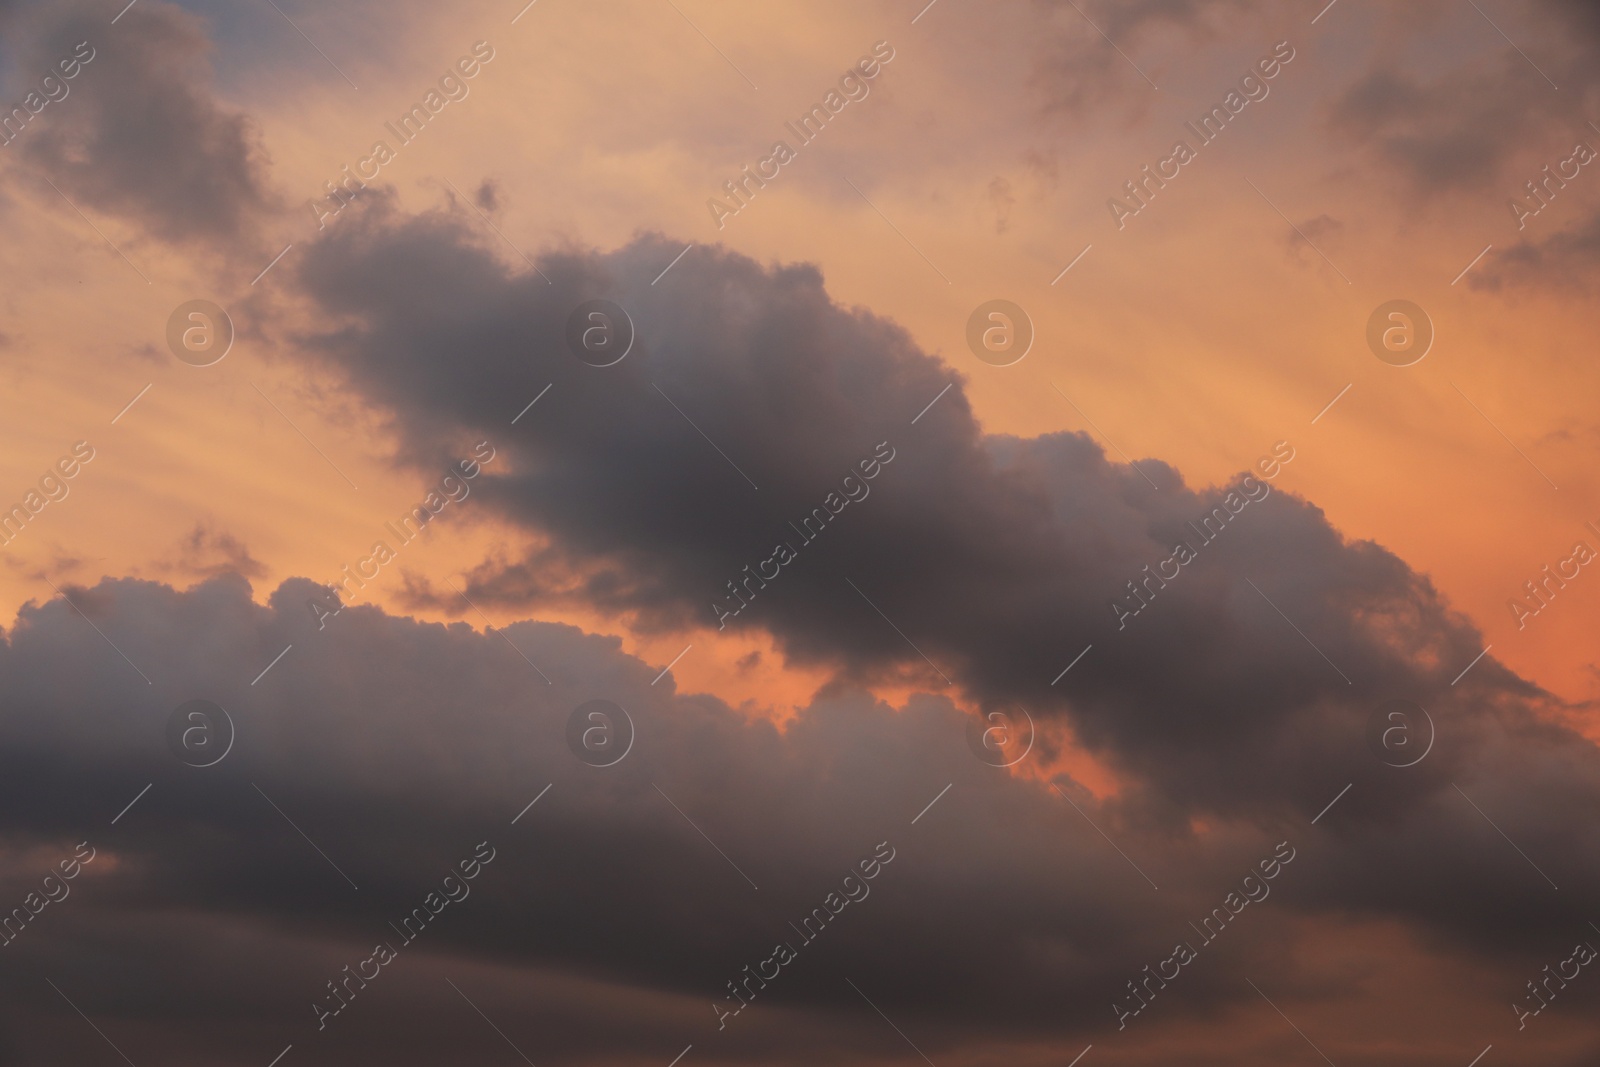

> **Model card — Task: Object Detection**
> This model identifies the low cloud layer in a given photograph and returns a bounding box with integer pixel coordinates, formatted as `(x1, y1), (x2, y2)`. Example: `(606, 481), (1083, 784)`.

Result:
(0, 571), (1598, 1063)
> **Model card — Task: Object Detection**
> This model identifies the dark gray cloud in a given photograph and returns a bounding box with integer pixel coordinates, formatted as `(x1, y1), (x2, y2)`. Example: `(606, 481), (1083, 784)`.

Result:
(273, 191), (1600, 950)
(0, 573), (1268, 1060)
(285, 196), (1532, 824)
(2, 571), (1600, 1064)
(1, 0), (276, 247)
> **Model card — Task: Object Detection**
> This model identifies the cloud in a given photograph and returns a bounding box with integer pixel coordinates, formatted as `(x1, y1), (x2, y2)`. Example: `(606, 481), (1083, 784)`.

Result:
(1, 0), (277, 247)
(1324, 1), (1599, 194)
(987, 175), (1015, 234)
(474, 178), (501, 213)
(283, 196), (1523, 820)
(0, 0), (1595, 1060)
(288, 202), (1440, 758)
(1028, 0), (1261, 113)
(262, 193), (1600, 981)
(1472, 209), (1600, 290)
(156, 522), (268, 580)
(1327, 62), (1544, 192)
(1, 571), (1599, 1064)
(0, 573), (1264, 1058)
(1284, 212), (1342, 259)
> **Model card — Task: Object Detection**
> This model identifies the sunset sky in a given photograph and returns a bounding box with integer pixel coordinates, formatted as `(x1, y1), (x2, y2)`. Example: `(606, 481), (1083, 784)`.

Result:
(1, 0), (1598, 1064)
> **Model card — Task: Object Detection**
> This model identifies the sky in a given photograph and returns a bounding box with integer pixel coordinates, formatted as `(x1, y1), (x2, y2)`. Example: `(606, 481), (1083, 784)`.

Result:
(0, 0), (1597, 1064)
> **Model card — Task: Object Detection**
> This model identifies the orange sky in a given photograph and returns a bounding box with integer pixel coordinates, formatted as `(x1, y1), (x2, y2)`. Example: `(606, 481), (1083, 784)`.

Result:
(2, 0), (1594, 723)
